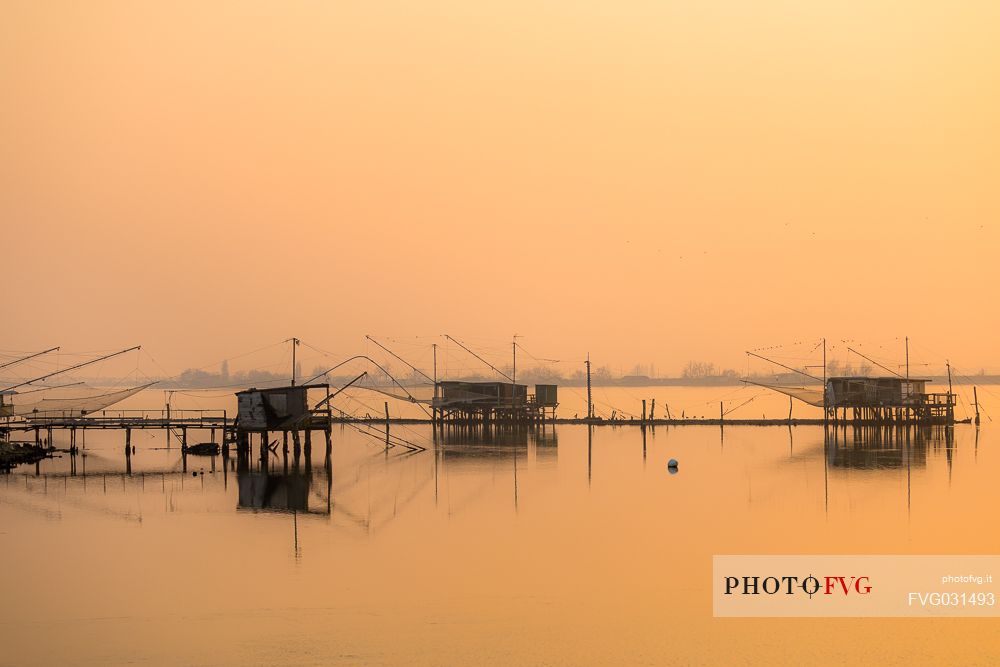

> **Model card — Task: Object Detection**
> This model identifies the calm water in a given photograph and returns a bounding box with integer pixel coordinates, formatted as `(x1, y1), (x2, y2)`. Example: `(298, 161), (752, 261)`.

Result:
(2, 387), (999, 665)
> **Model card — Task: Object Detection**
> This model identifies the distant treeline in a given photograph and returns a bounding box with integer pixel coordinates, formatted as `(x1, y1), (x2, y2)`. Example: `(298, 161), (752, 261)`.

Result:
(136, 359), (1000, 390)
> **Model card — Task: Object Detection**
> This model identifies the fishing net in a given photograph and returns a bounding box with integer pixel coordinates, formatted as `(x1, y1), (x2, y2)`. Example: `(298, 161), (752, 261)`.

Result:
(6, 384), (153, 418)
(745, 381), (825, 407)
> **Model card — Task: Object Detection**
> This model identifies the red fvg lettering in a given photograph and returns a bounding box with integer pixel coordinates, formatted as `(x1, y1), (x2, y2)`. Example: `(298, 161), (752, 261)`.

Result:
(824, 576), (872, 595)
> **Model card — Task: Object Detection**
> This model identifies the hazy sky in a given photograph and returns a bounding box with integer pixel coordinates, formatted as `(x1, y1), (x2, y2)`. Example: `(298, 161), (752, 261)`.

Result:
(3, 1), (998, 377)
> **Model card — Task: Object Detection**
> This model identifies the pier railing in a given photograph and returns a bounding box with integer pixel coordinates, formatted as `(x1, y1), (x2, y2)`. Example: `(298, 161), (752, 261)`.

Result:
(22, 409), (229, 424)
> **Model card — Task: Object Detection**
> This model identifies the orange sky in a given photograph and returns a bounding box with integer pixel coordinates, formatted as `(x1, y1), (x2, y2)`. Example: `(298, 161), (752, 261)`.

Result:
(2, 1), (998, 375)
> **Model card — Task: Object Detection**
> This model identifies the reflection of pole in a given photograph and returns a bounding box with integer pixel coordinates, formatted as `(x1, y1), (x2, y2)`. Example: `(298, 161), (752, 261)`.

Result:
(641, 423), (646, 464)
(823, 430), (829, 515)
(587, 424), (593, 486)
(905, 431), (911, 515)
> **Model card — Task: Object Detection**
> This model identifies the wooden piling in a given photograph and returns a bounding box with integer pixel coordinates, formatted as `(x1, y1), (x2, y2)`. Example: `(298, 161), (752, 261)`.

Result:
(974, 386), (981, 426)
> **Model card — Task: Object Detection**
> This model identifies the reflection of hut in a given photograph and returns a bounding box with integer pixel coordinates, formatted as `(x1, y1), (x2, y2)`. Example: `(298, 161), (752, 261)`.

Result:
(432, 381), (557, 424)
(236, 470), (332, 515)
(826, 425), (942, 470)
(826, 377), (953, 424)
(237, 472), (313, 512)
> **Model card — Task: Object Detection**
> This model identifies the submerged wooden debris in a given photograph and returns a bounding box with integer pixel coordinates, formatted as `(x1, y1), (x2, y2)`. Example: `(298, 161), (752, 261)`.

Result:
(0, 442), (51, 470)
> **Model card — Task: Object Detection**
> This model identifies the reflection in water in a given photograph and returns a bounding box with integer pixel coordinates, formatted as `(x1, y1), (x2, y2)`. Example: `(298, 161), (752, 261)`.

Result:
(431, 423), (556, 512)
(821, 424), (962, 517)
(238, 472), (313, 512)
(1, 421), (996, 666)
(824, 424), (953, 470)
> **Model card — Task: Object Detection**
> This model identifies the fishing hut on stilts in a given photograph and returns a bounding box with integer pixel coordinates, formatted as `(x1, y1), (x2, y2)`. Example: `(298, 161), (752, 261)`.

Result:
(747, 338), (958, 427)
(233, 383), (332, 472)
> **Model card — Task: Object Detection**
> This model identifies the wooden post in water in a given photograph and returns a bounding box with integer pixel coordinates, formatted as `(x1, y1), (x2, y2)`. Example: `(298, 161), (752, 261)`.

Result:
(974, 386), (981, 426)
(947, 361), (955, 424)
(432, 342), (438, 427)
(822, 337), (827, 426)
(788, 396), (793, 422)
(720, 402), (724, 423)
(642, 400), (647, 425)
(649, 399), (655, 421)
(384, 401), (390, 451)
(586, 354), (593, 419)
(124, 429), (132, 475)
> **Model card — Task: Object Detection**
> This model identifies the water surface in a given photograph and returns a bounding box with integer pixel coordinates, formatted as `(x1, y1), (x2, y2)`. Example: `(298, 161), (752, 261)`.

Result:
(2, 388), (998, 665)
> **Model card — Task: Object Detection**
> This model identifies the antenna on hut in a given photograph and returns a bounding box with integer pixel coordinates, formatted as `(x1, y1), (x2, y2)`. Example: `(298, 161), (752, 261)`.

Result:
(905, 336), (910, 379)
(288, 338), (300, 386)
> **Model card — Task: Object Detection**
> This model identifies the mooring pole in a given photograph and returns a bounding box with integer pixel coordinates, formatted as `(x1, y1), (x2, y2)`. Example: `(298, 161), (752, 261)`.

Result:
(905, 336), (909, 379)
(512, 337), (517, 421)
(974, 386), (981, 426)
(586, 354), (593, 420)
(165, 394), (172, 449)
(432, 342), (438, 427)
(822, 337), (828, 426)
(947, 361), (955, 423)
(642, 400), (647, 425)
(384, 401), (390, 451)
